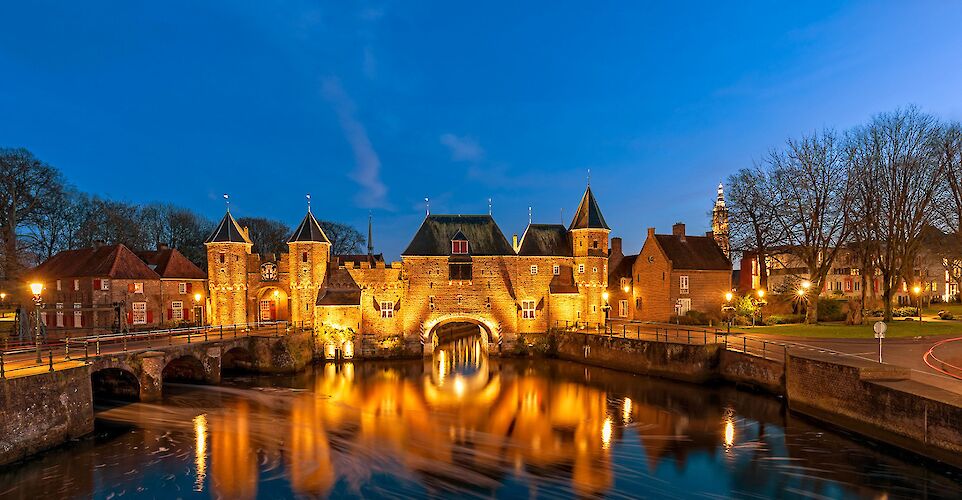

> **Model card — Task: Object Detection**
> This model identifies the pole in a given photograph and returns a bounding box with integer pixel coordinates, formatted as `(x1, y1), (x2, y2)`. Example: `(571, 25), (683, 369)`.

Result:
(35, 301), (42, 363)
(879, 335), (883, 363)
(48, 350), (53, 372)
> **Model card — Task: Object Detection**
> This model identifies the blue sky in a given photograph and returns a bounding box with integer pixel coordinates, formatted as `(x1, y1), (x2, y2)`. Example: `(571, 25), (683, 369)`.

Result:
(3, 1), (962, 259)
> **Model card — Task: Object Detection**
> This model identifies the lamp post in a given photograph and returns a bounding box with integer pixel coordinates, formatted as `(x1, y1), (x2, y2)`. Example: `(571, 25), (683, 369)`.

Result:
(722, 292), (735, 334)
(193, 293), (202, 327)
(30, 283), (43, 363)
(913, 285), (922, 323)
(601, 291), (611, 324)
(756, 289), (767, 324)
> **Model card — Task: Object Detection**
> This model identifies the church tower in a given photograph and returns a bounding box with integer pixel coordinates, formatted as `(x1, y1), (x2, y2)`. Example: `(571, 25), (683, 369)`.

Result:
(712, 182), (730, 259)
(287, 204), (331, 326)
(569, 185), (611, 325)
(206, 208), (253, 326)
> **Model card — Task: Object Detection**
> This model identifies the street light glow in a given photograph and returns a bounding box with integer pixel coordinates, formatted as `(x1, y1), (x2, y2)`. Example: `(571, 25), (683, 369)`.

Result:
(797, 289), (805, 297)
(913, 285), (921, 295)
(801, 280), (811, 289)
(602, 291), (609, 302)
(194, 293), (202, 302)
(29, 282), (43, 297)
(725, 292), (733, 302)
(757, 290), (765, 299)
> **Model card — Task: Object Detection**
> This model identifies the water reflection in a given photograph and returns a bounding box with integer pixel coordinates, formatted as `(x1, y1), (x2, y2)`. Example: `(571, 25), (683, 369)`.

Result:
(2, 336), (962, 498)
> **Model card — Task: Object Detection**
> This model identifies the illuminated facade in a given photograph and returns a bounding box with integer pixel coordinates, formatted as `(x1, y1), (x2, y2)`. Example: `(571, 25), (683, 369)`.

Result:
(205, 187), (611, 354)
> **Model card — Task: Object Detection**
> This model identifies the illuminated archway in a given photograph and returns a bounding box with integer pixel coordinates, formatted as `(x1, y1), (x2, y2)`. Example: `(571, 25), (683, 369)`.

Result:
(255, 287), (289, 322)
(421, 314), (500, 356)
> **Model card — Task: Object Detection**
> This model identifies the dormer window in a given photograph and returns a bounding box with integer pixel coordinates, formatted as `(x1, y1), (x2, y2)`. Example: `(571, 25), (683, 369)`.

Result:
(451, 235), (469, 255)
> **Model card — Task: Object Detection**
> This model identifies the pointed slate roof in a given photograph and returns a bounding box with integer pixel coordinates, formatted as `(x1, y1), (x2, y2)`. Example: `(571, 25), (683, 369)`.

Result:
(451, 229), (467, 241)
(206, 211), (252, 244)
(517, 224), (572, 256)
(402, 215), (514, 256)
(569, 186), (610, 230)
(288, 211), (331, 244)
(136, 247), (207, 280)
(316, 268), (361, 306)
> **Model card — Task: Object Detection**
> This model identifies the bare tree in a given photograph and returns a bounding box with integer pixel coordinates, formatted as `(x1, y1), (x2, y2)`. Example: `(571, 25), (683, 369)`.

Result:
(850, 107), (943, 321)
(237, 217), (290, 256)
(932, 122), (962, 300)
(319, 220), (365, 255)
(769, 129), (856, 323)
(726, 166), (780, 290)
(0, 148), (62, 278)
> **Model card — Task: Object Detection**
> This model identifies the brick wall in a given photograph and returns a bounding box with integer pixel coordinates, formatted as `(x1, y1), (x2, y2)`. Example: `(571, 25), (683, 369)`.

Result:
(206, 241), (251, 326)
(288, 241), (329, 325)
(632, 238), (671, 321)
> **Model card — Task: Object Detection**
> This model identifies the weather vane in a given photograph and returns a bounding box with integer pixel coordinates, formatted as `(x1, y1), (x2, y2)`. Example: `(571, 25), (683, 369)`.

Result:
(223, 193), (229, 212)
(307, 193), (311, 212)
(425, 197), (430, 216)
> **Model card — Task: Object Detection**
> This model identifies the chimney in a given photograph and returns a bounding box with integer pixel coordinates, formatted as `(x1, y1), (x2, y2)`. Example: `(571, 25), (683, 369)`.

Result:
(705, 231), (714, 239)
(157, 243), (169, 251)
(672, 222), (686, 242)
(646, 227), (655, 239)
(610, 237), (623, 258)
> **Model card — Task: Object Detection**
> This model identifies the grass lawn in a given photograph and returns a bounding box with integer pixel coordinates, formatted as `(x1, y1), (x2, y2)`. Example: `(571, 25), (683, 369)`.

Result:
(924, 303), (962, 316)
(734, 319), (962, 338)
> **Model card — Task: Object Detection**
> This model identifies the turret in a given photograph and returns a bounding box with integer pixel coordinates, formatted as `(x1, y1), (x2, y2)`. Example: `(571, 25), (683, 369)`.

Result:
(568, 185), (611, 324)
(205, 208), (253, 326)
(287, 207), (331, 326)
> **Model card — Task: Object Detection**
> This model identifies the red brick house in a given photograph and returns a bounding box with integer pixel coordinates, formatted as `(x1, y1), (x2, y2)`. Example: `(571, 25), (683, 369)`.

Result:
(137, 244), (208, 325)
(28, 243), (206, 333)
(630, 223), (732, 322)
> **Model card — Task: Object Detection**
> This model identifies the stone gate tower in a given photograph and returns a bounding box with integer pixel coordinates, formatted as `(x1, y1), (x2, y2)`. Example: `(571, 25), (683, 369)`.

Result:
(569, 185), (611, 325)
(712, 182), (730, 259)
(287, 208), (331, 326)
(205, 210), (253, 326)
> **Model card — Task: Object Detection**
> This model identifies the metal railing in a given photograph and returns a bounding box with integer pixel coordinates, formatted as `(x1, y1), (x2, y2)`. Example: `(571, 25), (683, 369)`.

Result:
(0, 320), (307, 379)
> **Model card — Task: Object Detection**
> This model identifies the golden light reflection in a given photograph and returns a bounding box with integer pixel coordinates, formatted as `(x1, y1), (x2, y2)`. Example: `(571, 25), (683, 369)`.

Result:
(601, 417), (613, 450)
(437, 349), (447, 385)
(724, 419), (735, 451)
(622, 397), (632, 423)
(453, 376), (465, 398)
(193, 414), (208, 492)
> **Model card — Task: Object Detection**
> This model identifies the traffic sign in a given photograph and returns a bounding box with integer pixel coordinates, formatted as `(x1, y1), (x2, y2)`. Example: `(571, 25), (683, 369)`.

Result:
(873, 321), (887, 338)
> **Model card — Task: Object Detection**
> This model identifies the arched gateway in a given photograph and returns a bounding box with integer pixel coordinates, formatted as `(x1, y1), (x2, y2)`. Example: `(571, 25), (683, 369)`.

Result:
(422, 315), (500, 356)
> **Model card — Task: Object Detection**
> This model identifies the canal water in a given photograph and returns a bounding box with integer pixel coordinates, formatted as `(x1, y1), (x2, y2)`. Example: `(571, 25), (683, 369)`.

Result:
(2, 335), (962, 499)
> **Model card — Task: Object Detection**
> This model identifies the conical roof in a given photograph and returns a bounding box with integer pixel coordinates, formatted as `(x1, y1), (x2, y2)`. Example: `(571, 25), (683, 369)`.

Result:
(568, 186), (610, 230)
(206, 211), (252, 244)
(288, 211), (331, 243)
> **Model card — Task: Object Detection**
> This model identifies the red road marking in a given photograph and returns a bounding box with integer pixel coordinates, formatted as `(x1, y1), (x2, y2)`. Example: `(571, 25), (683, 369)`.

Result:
(923, 336), (962, 380)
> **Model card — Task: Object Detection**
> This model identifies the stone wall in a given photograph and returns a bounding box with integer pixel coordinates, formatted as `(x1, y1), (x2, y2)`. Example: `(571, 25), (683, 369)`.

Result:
(556, 333), (722, 383)
(0, 365), (94, 466)
(786, 351), (962, 468)
(719, 349), (785, 394)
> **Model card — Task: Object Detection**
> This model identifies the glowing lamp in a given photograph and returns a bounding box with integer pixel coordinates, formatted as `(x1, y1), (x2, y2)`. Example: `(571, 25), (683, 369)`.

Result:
(0, 292), (6, 301)
(29, 282), (43, 297)
(796, 289), (805, 297)
(194, 293), (202, 302)
(602, 291), (609, 302)
(913, 285), (921, 295)
(623, 285), (630, 293)
(273, 290), (280, 299)
(757, 290), (765, 299)
(725, 292), (733, 302)
(801, 280), (811, 290)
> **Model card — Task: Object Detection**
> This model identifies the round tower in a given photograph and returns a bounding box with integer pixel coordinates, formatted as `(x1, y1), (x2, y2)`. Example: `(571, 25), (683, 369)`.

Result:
(568, 185), (611, 325)
(205, 209), (253, 326)
(287, 208), (331, 326)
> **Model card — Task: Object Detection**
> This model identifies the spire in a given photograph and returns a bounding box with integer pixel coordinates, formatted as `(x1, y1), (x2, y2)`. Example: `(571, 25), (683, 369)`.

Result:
(367, 212), (374, 256)
(568, 186), (610, 230)
(206, 209), (252, 244)
(715, 183), (725, 208)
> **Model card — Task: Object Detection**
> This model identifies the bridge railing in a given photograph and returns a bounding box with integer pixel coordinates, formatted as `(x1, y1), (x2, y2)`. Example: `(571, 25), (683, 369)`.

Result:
(0, 321), (303, 377)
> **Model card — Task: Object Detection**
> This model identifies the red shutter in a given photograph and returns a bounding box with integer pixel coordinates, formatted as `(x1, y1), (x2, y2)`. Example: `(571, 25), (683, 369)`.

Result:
(127, 311), (133, 324)
(147, 311), (154, 324)
(270, 302), (277, 321)
(167, 308), (173, 320)
(128, 283), (135, 293)
(186, 282), (192, 293)
(93, 279), (100, 289)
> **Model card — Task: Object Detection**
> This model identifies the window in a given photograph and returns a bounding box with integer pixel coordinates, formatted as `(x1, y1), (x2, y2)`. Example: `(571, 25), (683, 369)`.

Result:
(452, 240), (469, 254)
(381, 301), (394, 319)
(56, 303), (64, 327)
(132, 302), (147, 325)
(457, 295), (463, 305)
(619, 300), (628, 318)
(522, 300), (536, 319)
(73, 279), (80, 291)
(219, 253), (226, 264)
(56, 280), (62, 291)
(578, 264), (585, 274)
(172, 301), (184, 320)
(100, 279), (110, 291)
(73, 303), (82, 327)
(592, 304), (598, 313)
(178, 282), (187, 294)
(133, 282), (144, 294)
(620, 278), (630, 291)
(553, 264), (560, 275)
(486, 297), (491, 309)
(449, 263), (473, 281)
(429, 296), (435, 311)
(593, 240), (599, 249)
(679, 275), (689, 294)
(530, 265), (538, 275)
(593, 266), (598, 273)
(302, 251), (308, 263)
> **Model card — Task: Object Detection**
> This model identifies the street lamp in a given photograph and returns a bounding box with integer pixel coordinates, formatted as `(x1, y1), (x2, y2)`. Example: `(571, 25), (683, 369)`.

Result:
(30, 282), (43, 363)
(722, 292), (735, 334)
(756, 289), (767, 325)
(601, 291), (611, 322)
(801, 280), (811, 290)
(913, 285), (922, 323)
(193, 293), (202, 326)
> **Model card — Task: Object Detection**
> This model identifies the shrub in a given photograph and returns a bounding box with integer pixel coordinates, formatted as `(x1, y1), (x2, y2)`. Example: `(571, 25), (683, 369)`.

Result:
(893, 306), (918, 318)
(816, 298), (846, 322)
(765, 314), (804, 325)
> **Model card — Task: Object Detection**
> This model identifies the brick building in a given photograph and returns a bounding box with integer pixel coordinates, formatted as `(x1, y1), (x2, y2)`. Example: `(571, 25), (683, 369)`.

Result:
(28, 243), (206, 333)
(206, 187), (611, 355)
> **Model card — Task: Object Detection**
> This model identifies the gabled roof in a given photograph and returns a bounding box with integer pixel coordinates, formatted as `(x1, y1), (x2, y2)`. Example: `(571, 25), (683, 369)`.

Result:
(205, 211), (252, 244)
(136, 247), (207, 280)
(451, 229), (467, 241)
(609, 254), (638, 280)
(653, 234), (730, 271)
(316, 268), (361, 306)
(518, 224), (572, 256)
(288, 211), (331, 244)
(569, 186), (610, 230)
(402, 215), (514, 256)
(31, 244), (160, 281)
